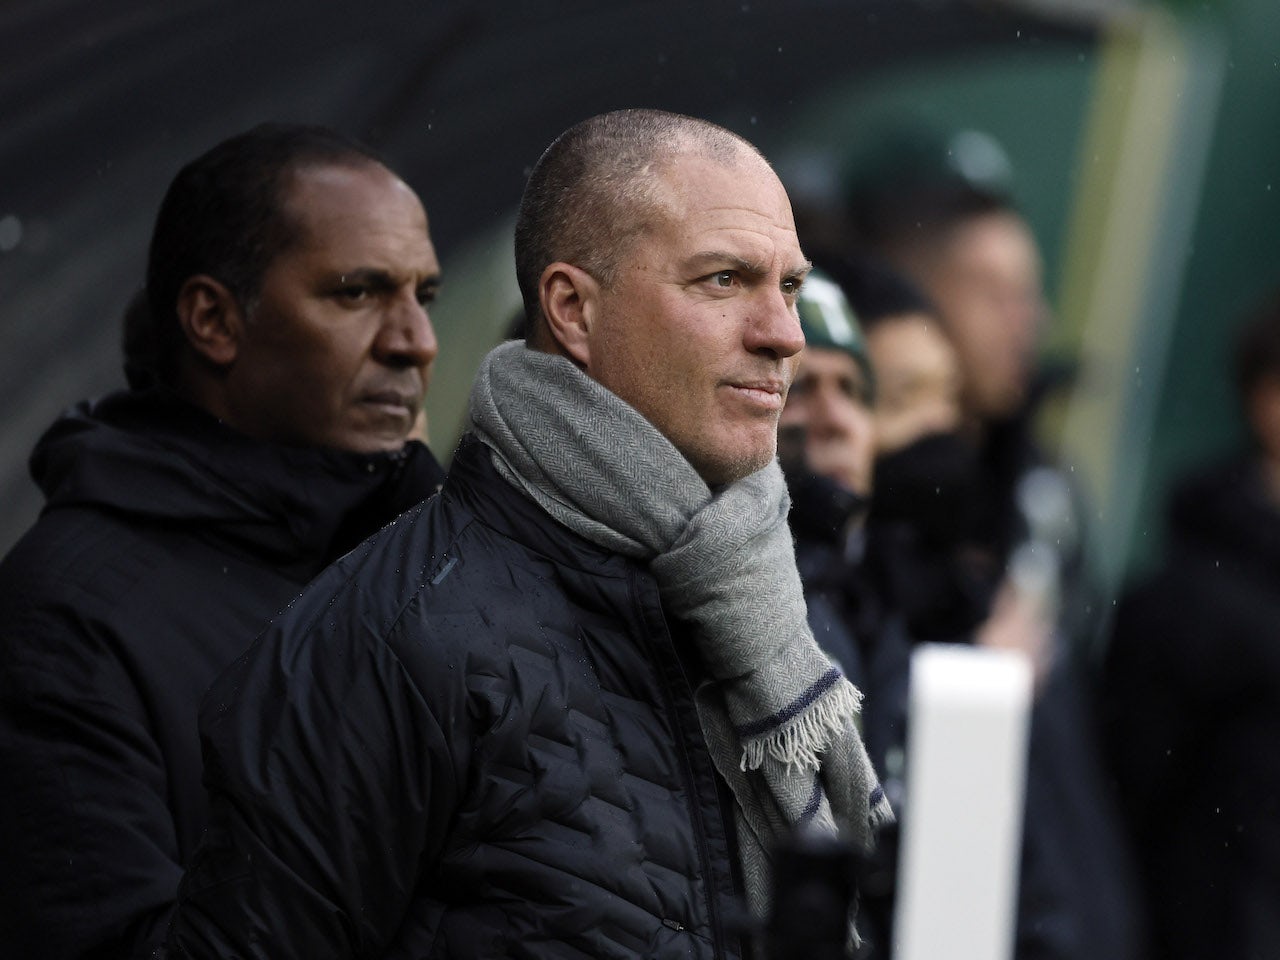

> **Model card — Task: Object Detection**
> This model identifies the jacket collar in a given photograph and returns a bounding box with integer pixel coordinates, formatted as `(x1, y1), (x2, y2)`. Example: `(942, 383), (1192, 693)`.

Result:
(32, 388), (444, 564)
(444, 433), (634, 578)
(1168, 454), (1280, 580)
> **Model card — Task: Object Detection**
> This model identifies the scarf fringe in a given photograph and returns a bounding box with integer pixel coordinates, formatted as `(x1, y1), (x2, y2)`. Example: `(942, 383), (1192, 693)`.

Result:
(739, 683), (862, 772)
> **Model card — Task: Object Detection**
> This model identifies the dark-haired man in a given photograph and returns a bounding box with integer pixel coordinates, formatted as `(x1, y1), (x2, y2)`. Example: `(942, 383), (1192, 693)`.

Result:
(854, 181), (1042, 427)
(167, 108), (890, 960)
(0, 124), (445, 960)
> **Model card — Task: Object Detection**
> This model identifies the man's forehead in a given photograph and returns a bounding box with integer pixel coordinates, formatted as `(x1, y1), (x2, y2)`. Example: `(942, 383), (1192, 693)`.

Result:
(801, 346), (864, 375)
(658, 189), (802, 263)
(286, 163), (424, 224)
(656, 148), (786, 202)
(283, 164), (433, 260)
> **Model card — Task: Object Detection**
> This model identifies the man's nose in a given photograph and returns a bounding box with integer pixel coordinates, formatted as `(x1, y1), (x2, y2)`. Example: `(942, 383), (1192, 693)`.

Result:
(375, 295), (438, 369)
(746, 290), (805, 359)
(810, 385), (856, 436)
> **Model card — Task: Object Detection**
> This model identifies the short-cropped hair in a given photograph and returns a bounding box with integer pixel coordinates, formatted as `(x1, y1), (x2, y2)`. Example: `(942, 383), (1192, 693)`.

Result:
(850, 176), (1018, 268)
(514, 108), (760, 333)
(144, 123), (385, 386)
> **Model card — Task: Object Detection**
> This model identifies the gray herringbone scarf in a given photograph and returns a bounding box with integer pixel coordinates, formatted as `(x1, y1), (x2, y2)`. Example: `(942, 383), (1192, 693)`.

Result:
(468, 340), (893, 924)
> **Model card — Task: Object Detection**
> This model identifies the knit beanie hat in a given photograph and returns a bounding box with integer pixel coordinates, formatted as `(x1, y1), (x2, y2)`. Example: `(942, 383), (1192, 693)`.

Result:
(797, 269), (875, 398)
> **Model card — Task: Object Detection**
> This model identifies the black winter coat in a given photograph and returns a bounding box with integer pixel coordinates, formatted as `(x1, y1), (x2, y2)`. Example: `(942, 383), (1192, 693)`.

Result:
(796, 426), (1142, 960)
(784, 468), (909, 786)
(785, 469), (908, 958)
(0, 389), (443, 960)
(167, 435), (745, 960)
(1103, 455), (1280, 960)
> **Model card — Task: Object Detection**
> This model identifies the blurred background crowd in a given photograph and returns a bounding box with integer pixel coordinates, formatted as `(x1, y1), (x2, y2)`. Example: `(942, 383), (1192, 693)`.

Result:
(3, 0), (1279, 957)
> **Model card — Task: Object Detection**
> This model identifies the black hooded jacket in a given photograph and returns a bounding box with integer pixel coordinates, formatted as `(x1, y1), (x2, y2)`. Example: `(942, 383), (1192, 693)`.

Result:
(0, 389), (443, 960)
(166, 435), (744, 960)
(1103, 455), (1280, 960)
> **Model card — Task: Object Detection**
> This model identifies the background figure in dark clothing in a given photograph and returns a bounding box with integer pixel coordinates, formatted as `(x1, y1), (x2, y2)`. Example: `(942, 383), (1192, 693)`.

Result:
(858, 180), (1140, 960)
(780, 265), (911, 956)
(852, 181), (1084, 649)
(840, 178), (1144, 957)
(0, 124), (445, 960)
(780, 267), (880, 682)
(784, 253), (1073, 958)
(1103, 288), (1280, 960)
(831, 252), (1054, 679)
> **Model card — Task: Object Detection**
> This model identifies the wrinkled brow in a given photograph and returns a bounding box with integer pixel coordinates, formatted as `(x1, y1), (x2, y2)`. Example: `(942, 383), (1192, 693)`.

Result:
(683, 251), (812, 280)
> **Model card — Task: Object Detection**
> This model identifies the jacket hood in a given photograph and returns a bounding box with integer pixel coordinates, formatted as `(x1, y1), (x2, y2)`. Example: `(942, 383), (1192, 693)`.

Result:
(1167, 454), (1280, 579)
(31, 389), (443, 563)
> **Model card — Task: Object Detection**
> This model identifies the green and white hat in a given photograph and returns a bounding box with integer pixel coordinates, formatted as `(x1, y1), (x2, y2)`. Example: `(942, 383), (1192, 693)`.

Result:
(796, 269), (874, 394)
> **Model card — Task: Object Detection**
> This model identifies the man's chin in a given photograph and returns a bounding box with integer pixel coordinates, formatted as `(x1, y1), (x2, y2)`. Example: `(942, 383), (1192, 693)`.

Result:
(694, 447), (778, 488)
(343, 406), (421, 452)
(972, 383), (1028, 422)
(325, 428), (411, 455)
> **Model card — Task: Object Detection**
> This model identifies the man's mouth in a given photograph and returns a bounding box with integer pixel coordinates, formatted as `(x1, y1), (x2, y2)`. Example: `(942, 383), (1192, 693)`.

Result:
(359, 390), (420, 418)
(723, 378), (786, 411)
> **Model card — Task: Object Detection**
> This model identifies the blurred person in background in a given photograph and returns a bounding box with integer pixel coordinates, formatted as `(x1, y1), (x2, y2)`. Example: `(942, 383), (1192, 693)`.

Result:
(779, 268), (881, 680)
(845, 252), (1053, 677)
(854, 180), (1087, 642)
(0, 123), (446, 960)
(1102, 287), (1280, 960)
(779, 262), (910, 956)
(785, 252), (1069, 959)
(848, 175), (1141, 960)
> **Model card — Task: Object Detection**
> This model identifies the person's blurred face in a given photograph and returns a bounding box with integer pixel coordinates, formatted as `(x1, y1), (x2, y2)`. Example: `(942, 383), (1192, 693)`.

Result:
(1247, 374), (1280, 505)
(866, 313), (963, 456)
(582, 148), (808, 485)
(224, 162), (440, 453)
(779, 347), (875, 496)
(1248, 375), (1280, 463)
(925, 212), (1044, 420)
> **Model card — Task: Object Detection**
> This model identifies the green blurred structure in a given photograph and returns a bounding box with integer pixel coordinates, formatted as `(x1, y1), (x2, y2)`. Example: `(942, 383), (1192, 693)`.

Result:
(762, 0), (1280, 618)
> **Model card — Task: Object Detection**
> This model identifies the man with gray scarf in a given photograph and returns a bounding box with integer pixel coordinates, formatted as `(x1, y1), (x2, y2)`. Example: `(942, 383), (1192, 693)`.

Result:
(166, 108), (890, 960)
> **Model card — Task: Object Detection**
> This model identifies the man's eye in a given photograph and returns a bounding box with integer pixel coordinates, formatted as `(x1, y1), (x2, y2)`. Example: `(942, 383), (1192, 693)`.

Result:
(336, 285), (370, 302)
(781, 277), (801, 296)
(711, 271), (735, 288)
(840, 379), (873, 405)
(416, 288), (437, 307)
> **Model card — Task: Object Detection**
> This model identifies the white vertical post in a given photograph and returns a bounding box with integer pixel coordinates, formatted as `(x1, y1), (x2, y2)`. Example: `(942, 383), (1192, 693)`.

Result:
(893, 644), (1034, 960)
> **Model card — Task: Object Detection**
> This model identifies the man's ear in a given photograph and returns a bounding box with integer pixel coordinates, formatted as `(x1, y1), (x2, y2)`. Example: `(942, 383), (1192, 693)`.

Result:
(176, 275), (243, 368)
(538, 262), (598, 368)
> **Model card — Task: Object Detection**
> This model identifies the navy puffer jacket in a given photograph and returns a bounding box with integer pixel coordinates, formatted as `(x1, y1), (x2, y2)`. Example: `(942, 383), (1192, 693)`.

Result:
(168, 435), (745, 960)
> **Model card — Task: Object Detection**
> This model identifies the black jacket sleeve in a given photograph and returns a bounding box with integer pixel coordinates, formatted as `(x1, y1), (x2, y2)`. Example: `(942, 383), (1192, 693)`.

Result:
(0, 606), (181, 960)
